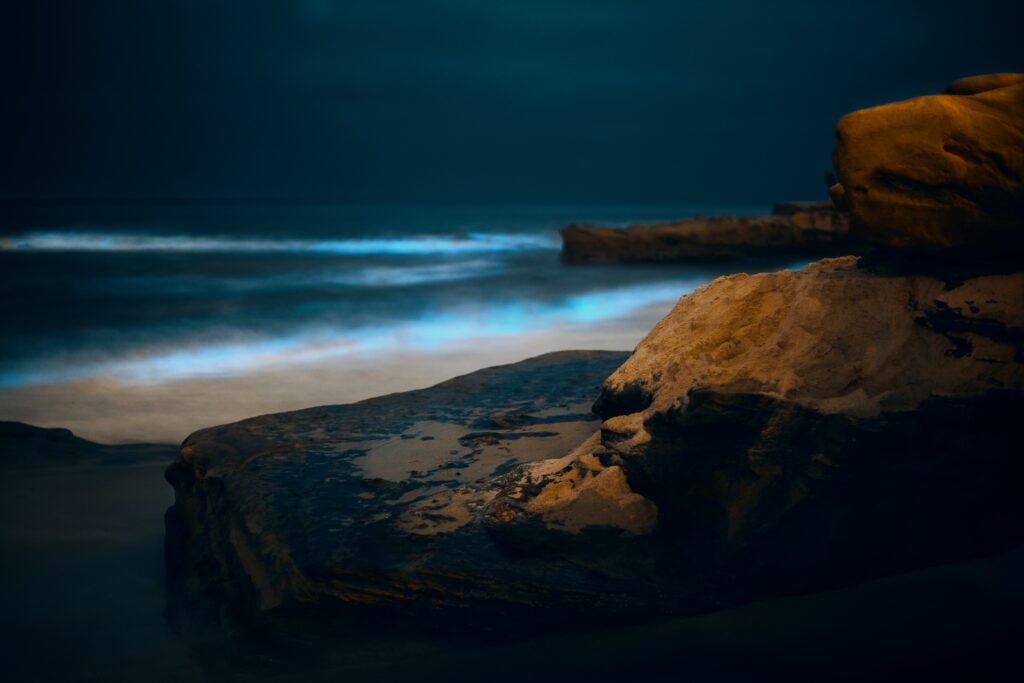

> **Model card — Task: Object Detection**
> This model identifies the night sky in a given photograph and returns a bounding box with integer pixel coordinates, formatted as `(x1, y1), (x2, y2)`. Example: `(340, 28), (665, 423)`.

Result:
(2, 0), (1021, 206)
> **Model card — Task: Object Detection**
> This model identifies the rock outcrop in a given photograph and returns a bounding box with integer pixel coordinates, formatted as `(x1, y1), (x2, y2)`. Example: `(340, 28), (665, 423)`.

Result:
(165, 351), (678, 624)
(832, 74), (1024, 251)
(560, 202), (851, 264)
(588, 257), (1023, 591)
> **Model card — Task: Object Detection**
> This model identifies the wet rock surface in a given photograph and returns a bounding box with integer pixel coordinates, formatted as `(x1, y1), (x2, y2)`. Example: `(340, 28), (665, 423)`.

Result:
(165, 351), (685, 626)
(560, 201), (853, 264)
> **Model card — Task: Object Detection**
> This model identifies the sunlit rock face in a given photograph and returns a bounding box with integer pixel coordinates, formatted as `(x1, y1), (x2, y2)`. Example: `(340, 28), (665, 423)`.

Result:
(591, 257), (1024, 593)
(832, 74), (1024, 251)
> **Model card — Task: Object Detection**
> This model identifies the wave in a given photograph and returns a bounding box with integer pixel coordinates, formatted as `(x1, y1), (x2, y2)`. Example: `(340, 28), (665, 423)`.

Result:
(90, 259), (504, 296)
(0, 231), (560, 255)
(0, 280), (697, 387)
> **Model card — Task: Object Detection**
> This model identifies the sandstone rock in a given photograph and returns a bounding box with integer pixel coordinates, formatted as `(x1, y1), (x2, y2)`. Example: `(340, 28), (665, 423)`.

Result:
(945, 73), (1024, 96)
(833, 75), (1024, 250)
(599, 256), (1023, 419)
(560, 202), (851, 264)
(592, 256), (1024, 592)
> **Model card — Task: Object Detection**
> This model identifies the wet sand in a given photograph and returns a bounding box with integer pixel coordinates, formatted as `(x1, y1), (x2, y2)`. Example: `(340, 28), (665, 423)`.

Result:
(0, 311), (670, 445)
(0, 458), (205, 682)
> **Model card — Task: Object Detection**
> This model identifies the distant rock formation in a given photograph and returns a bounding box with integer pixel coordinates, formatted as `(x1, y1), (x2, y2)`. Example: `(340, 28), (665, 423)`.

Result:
(0, 421), (176, 467)
(832, 73), (1024, 251)
(560, 202), (852, 264)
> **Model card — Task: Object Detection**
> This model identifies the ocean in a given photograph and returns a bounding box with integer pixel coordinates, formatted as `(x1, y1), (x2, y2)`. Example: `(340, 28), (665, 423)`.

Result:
(0, 204), (792, 443)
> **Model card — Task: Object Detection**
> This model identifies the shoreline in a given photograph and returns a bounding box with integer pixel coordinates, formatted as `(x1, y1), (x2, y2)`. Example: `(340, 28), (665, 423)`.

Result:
(0, 305), (674, 445)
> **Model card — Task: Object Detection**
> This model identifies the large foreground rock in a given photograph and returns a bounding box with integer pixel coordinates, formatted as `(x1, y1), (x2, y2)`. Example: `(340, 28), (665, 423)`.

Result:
(165, 351), (663, 623)
(560, 201), (851, 264)
(167, 259), (1024, 629)
(590, 257), (1023, 591)
(832, 74), (1024, 250)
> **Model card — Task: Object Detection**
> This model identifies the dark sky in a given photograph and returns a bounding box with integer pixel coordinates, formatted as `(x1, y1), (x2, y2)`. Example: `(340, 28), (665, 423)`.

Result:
(2, 0), (1020, 205)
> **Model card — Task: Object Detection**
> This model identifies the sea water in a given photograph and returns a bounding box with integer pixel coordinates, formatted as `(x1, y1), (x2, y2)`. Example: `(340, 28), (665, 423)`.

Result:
(0, 204), (785, 442)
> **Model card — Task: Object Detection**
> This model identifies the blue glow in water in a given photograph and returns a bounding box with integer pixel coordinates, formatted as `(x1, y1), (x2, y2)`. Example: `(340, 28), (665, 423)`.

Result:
(0, 231), (559, 254)
(0, 280), (698, 388)
(89, 259), (503, 297)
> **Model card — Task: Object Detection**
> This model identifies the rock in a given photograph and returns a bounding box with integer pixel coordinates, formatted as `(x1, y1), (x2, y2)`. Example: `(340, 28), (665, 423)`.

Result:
(592, 256), (1024, 593)
(165, 351), (678, 625)
(166, 259), (1024, 632)
(832, 74), (1024, 251)
(560, 202), (851, 264)
(945, 73), (1024, 95)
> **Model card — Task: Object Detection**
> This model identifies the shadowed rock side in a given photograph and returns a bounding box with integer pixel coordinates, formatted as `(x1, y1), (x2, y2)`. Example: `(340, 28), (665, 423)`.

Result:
(831, 74), (1024, 251)
(560, 201), (852, 264)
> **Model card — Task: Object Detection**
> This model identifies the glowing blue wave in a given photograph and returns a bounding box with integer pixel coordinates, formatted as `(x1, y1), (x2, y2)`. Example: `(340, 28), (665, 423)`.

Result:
(0, 231), (559, 254)
(93, 259), (503, 296)
(0, 280), (698, 388)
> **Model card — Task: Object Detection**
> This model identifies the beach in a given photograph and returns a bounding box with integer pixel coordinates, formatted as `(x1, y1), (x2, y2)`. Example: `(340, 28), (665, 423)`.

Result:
(0, 204), (786, 443)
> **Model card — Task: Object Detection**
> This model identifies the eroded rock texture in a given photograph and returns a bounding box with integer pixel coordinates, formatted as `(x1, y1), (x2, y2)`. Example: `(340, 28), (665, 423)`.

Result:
(833, 74), (1024, 250)
(588, 257), (1024, 594)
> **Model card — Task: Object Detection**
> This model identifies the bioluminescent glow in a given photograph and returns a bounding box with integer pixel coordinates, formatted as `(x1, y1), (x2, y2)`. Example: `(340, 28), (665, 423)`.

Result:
(92, 259), (504, 296)
(0, 231), (559, 254)
(0, 280), (698, 388)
